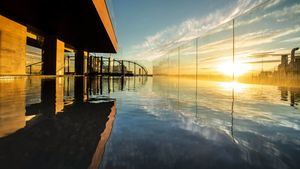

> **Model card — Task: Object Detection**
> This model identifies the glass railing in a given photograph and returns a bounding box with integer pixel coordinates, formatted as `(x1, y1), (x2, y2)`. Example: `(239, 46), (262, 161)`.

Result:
(153, 0), (300, 85)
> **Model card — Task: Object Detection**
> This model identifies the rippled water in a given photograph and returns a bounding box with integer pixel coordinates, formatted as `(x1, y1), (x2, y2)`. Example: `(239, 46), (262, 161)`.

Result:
(0, 76), (300, 169)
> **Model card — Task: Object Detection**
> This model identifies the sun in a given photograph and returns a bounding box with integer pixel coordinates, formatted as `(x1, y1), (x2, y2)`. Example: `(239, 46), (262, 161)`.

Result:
(217, 61), (251, 77)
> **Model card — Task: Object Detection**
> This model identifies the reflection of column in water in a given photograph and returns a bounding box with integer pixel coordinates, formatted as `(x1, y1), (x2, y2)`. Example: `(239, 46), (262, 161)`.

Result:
(40, 78), (64, 116)
(83, 77), (87, 101)
(85, 77), (88, 100)
(41, 79), (56, 117)
(96, 76), (99, 94)
(108, 76), (111, 93)
(134, 76), (136, 90)
(66, 77), (70, 96)
(127, 77), (130, 91)
(75, 77), (84, 103)
(55, 77), (64, 114)
(100, 76), (103, 95)
(112, 77), (115, 92)
(88, 77), (92, 96)
(121, 76), (124, 91)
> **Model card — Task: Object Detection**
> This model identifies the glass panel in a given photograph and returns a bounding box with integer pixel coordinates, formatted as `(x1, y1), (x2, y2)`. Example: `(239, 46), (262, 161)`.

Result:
(235, 0), (300, 83)
(197, 21), (233, 81)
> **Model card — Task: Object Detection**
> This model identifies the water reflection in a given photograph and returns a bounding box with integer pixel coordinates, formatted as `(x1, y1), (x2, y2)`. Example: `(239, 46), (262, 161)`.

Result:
(0, 78), (26, 137)
(278, 87), (300, 108)
(100, 76), (300, 169)
(1, 76), (299, 169)
(0, 76), (147, 169)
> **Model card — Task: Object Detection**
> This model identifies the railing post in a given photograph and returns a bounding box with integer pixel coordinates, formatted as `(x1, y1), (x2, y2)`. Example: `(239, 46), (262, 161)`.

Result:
(112, 59), (115, 73)
(128, 62), (130, 74)
(121, 60), (124, 76)
(67, 55), (70, 73)
(100, 56), (103, 75)
(108, 57), (111, 74)
(97, 57), (100, 73)
(134, 63), (136, 76)
(88, 55), (91, 74)
(30, 65), (32, 75)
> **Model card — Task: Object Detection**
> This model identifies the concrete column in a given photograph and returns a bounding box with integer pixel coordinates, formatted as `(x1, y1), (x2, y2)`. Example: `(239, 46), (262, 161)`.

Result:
(0, 16), (27, 75)
(75, 50), (84, 75)
(42, 36), (65, 75)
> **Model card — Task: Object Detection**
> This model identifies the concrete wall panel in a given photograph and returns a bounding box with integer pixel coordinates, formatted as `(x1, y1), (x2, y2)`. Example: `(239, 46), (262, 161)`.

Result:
(0, 15), (27, 75)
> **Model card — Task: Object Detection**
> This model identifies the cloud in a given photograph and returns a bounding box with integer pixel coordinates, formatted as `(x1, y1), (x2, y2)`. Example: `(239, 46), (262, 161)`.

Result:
(237, 1), (300, 27)
(155, 22), (300, 69)
(128, 0), (266, 62)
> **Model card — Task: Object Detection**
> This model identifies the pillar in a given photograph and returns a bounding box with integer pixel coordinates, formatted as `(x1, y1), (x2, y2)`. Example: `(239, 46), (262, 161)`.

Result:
(100, 56), (103, 74)
(75, 50), (84, 75)
(0, 16), (27, 75)
(42, 36), (65, 75)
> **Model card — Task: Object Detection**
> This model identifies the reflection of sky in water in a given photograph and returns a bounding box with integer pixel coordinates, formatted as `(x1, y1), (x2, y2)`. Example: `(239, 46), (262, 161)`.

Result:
(102, 76), (300, 169)
(1, 76), (299, 168)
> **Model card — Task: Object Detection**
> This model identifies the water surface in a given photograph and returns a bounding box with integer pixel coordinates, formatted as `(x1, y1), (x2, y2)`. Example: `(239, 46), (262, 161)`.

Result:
(101, 76), (300, 169)
(0, 76), (300, 169)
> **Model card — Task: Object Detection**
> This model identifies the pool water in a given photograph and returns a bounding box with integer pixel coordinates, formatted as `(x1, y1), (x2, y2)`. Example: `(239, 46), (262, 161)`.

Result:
(0, 76), (300, 169)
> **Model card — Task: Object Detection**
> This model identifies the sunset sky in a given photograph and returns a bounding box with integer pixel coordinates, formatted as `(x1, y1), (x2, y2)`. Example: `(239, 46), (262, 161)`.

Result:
(110, 0), (300, 75)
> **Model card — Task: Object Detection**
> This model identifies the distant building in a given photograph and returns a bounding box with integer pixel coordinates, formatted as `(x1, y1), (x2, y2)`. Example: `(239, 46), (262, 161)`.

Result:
(278, 54), (288, 74)
(277, 47), (299, 75)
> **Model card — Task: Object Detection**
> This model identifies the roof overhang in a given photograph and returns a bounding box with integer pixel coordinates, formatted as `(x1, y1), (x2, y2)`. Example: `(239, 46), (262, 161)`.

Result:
(0, 0), (117, 53)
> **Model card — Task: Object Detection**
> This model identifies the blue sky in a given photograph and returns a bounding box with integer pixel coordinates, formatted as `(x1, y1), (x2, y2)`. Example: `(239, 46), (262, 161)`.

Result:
(110, 0), (263, 60)
(108, 0), (300, 74)
(112, 0), (235, 55)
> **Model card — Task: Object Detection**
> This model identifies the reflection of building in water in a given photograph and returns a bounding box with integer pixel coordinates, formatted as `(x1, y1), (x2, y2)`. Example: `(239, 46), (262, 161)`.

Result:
(26, 78), (64, 117)
(0, 78), (26, 137)
(1, 76), (148, 138)
(1, 96), (116, 169)
(279, 87), (288, 101)
(290, 88), (300, 107)
(0, 77), (117, 169)
(278, 87), (300, 107)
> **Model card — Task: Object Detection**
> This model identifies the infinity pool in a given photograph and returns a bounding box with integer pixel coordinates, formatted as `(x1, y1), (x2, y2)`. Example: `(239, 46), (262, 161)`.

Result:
(0, 76), (299, 169)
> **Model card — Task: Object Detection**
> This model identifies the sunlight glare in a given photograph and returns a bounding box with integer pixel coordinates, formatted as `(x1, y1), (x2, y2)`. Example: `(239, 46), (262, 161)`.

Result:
(218, 81), (248, 92)
(217, 61), (251, 77)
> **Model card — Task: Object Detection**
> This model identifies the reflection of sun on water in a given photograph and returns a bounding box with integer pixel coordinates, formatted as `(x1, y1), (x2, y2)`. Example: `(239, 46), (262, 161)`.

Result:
(218, 81), (248, 92)
(217, 61), (251, 77)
